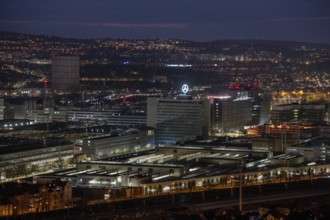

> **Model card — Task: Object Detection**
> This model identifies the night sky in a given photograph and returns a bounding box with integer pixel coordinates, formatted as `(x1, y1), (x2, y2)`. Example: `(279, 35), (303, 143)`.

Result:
(1, 0), (330, 44)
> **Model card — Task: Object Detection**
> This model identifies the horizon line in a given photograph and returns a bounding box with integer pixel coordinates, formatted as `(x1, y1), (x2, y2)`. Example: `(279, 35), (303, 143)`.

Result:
(0, 30), (330, 46)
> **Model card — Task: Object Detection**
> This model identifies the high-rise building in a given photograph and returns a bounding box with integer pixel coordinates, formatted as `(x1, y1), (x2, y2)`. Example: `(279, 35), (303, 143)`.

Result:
(51, 56), (80, 91)
(209, 95), (252, 133)
(147, 95), (209, 145)
(229, 85), (270, 126)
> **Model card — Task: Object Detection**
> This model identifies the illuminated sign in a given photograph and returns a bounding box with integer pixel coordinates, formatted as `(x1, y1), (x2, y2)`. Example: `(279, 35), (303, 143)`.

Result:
(182, 84), (189, 94)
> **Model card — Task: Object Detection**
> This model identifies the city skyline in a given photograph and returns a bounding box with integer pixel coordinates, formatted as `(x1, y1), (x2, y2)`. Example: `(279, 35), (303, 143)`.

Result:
(1, 1), (330, 218)
(1, 0), (330, 44)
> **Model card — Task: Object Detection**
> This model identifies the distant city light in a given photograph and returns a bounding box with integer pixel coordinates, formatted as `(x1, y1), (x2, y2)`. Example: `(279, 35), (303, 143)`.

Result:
(166, 64), (192, 67)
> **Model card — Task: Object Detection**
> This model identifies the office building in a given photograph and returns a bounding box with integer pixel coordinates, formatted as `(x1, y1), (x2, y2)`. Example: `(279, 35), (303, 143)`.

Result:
(209, 95), (252, 133)
(51, 56), (80, 91)
(271, 104), (326, 124)
(252, 99), (271, 125)
(147, 96), (209, 145)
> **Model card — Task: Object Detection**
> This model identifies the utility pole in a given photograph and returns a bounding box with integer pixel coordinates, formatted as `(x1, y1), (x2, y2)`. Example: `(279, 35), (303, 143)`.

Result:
(239, 159), (244, 212)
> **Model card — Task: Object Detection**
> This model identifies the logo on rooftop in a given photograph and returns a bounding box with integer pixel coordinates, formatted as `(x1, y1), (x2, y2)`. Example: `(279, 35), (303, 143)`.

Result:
(182, 84), (189, 94)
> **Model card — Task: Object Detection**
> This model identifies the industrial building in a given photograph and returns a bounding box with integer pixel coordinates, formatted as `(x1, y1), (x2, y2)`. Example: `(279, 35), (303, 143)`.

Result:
(67, 110), (147, 127)
(0, 139), (74, 182)
(286, 138), (330, 162)
(82, 127), (155, 159)
(32, 137), (330, 197)
(248, 123), (321, 139)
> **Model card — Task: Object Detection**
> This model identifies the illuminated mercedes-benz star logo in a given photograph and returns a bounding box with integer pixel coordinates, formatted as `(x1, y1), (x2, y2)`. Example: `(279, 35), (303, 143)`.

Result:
(182, 84), (189, 94)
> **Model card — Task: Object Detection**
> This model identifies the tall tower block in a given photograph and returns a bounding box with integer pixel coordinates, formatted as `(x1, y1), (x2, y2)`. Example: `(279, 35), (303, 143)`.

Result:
(51, 56), (80, 91)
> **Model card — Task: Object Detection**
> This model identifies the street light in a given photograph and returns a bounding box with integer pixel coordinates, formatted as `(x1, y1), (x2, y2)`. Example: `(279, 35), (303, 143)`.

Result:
(239, 159), (245, 213)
